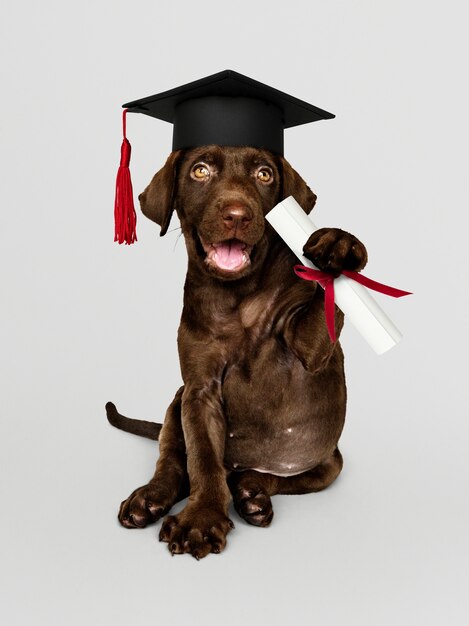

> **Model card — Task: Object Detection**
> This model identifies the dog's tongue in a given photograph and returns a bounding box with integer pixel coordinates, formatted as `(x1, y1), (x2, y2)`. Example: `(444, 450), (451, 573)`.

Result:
(213, 240), (246, 270)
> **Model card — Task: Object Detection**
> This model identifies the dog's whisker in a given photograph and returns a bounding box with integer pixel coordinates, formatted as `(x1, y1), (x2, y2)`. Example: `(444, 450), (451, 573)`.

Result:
(173, 231), (184, 251)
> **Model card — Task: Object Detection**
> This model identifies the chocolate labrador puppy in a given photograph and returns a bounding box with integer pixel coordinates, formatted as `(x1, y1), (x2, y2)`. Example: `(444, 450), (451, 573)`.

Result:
(106, 144), (367, 559)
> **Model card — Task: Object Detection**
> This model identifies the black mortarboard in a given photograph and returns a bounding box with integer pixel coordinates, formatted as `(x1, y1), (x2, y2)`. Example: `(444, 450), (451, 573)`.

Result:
(114, 70), (334, 245)
(123, 69), (335, 156)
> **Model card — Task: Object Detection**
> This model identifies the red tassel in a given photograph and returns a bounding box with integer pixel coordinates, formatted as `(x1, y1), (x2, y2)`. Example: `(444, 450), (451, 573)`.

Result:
(114, 109), (137, 244)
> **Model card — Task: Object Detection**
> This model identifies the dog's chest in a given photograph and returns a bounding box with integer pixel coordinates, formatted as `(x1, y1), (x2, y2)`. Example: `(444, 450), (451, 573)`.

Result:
(234, 290), (280, 342)
(239, 292), (274, 329)
(187, 289), (344, 477)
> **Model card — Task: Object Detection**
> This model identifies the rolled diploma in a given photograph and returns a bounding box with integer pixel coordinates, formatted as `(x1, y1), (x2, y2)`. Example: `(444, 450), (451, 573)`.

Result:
(266, 196), (402, 354)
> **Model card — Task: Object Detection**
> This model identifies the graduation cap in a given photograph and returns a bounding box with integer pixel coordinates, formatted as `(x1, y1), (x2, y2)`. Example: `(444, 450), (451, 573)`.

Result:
(114, 70), (335, 244)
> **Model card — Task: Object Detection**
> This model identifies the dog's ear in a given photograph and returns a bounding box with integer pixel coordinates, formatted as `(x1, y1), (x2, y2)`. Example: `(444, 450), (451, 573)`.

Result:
(276, 156), (317, 214)
(138, 150), (184, 236)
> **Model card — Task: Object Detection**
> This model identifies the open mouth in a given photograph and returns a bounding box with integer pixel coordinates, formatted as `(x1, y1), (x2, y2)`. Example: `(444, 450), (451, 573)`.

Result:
(199, 237), (253, 273)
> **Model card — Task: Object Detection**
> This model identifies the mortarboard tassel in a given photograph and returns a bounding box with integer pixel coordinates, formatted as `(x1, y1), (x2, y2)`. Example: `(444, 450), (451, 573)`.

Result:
(114, 109), (137, 244)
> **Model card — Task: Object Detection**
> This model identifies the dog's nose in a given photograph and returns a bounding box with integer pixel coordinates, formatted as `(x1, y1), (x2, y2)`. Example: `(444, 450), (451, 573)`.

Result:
(222, 203), (253, 232)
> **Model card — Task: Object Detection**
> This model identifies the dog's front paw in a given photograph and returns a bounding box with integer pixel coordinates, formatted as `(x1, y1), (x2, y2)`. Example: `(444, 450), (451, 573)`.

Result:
(118, 483), (173, 529)
(303, 228), (367, 275)
(159, 506), (234, 559)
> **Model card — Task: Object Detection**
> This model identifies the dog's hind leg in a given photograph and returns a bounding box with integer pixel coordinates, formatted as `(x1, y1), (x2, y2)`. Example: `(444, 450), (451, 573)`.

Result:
(228, 470), (275, 527)
(273, 448), (343, 494)
(228, 448), (343, 527)
(118, 386), (189, 529)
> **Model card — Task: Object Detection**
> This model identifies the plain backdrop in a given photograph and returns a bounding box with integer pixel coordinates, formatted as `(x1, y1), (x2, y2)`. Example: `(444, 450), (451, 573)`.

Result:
(1, 1), (468, 625)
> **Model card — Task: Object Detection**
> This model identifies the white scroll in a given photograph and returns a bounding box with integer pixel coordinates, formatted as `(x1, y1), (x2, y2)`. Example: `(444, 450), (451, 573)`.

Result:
(266, 196), (407, 355)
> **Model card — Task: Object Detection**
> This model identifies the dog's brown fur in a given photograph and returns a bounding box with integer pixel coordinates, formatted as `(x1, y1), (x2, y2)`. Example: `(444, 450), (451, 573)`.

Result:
(107, 145), (367, 559)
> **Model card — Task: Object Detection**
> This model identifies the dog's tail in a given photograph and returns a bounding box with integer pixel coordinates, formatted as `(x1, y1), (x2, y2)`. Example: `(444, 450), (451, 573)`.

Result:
(105, 402), (162, 441)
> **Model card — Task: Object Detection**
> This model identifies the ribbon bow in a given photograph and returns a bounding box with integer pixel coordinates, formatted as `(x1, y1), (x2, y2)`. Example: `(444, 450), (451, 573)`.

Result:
(294, 265), (412, 343)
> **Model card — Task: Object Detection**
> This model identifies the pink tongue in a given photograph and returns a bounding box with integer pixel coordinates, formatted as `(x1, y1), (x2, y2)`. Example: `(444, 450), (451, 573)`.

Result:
(213, 241), (246, 270)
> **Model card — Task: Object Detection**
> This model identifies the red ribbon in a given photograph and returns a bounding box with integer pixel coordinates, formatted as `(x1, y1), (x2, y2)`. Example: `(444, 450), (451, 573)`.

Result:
(294, 265), (412, 343)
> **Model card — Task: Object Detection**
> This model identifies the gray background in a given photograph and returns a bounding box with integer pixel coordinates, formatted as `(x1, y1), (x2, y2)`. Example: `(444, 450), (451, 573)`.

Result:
(1, 1), (468, 624)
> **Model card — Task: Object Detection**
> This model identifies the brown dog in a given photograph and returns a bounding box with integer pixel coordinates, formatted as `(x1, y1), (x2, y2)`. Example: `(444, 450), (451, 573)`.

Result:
(106, 144), (367, 559)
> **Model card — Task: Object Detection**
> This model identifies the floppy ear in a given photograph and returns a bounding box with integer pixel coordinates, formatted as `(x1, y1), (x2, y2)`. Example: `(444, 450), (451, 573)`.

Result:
(138, 150), (184, 236)
(276, 156), (317, 214)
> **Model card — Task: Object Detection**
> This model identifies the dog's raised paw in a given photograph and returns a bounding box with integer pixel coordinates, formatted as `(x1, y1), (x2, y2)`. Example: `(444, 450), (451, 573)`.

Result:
(303, 227), (368, 275)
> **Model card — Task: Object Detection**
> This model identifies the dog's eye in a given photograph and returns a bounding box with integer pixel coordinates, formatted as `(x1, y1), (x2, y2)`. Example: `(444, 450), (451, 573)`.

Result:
(256, 167), (273, 183)
(191, 163), (211, 180)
